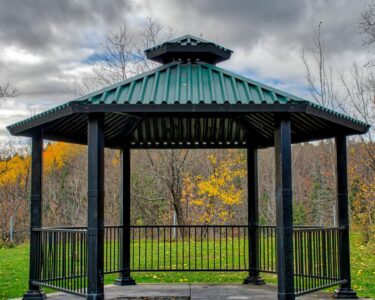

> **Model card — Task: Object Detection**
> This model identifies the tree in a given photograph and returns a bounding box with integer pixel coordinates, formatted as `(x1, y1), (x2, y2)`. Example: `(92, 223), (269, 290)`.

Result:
(75, 18), (173, 94)
(360, 2), (375, 48)
(72, 18), (192, 227)
(0, 82), (18, 99)
(303, 18), (375, 239)
(302, 22), (338, 110)
(182, 150), (246, 225)
(0, 151), (30, 244)
(146, 149), (191, 226)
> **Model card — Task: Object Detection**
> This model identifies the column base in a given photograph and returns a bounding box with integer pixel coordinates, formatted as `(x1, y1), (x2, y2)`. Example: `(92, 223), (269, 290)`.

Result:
(333, 287), (358, 299)
(277, 292), (295, 300)
(22, 290), (46, 300)
(114, 276), (136, 286)
(243, 275), (265, 285)
(87, 293), (104, 300)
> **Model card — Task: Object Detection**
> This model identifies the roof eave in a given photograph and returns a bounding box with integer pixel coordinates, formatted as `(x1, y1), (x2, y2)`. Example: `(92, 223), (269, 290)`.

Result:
(7, 102), (78, 136)
(305, 103), (370, 135)
(7, 102), (369, 137)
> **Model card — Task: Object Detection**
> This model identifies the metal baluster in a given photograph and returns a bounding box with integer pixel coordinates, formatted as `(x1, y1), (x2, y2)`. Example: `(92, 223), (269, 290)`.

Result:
(207, 226), (209, 270)
(237, 227), (240, 269)
(138, 227), (142, 270)
(161, 227), (164, 270)
(219, 227), (222, 270)
(231, 227), (234, 270)
(194, 226), (200, 269)
(169, 227), (172, 270)
(145, 227), (148, 270)
(225, 227), (228, 270)
(175, 226), (178, 270)
(201, 227), (203, 270)
(188, 227), (191, 270)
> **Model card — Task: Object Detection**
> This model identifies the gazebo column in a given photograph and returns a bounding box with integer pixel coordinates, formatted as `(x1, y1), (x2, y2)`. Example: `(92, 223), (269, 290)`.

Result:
(244, 144), (264, 285)
(274, 115), (295, 300)
(23, 129), (46, 300)
(87, 114), (105, 300)
(333, 135), (357, 299)
(115, 146), (136, 285)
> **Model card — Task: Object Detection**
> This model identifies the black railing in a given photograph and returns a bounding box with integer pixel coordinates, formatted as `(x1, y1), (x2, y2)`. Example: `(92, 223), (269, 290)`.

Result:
(104, 225), (121, 274)
(31, 227), (88, 296)
(129, 225), (249, 271)
(30, 225), (344, 298)
(293, 226), (343, 296)
(257, 225), (277, 273)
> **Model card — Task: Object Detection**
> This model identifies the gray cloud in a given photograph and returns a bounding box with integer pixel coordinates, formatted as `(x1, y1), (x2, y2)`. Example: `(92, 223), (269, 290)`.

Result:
(0, 0), (133, 51)
(149, 0), (365, 54)
(0, 0), (370, 137)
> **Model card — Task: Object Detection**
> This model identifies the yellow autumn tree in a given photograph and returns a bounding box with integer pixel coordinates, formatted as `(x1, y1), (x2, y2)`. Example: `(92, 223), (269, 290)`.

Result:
(182, 150), (246, 225)
(0, 142), (85, 244)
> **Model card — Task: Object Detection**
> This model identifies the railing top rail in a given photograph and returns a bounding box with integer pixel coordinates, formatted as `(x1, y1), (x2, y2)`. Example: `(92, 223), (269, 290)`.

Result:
(32, 227), (87, 233)
(293, 226), (343, 231)
(127, 224), (249, 228)
(293, 225), (341, 229)
(34, 225), (343, 230)
(257, 225), (343, 230)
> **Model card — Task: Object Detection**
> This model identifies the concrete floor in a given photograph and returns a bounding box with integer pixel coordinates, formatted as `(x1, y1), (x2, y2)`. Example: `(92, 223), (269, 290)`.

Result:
(34, 283), (342, 300)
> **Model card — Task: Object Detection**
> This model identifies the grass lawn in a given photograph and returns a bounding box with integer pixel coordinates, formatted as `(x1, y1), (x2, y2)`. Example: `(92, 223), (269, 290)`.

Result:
(0, 231), (374, 300)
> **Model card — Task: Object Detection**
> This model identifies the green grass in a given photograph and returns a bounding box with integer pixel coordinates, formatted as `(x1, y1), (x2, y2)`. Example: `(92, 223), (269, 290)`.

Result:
(0, 232), (373, 300)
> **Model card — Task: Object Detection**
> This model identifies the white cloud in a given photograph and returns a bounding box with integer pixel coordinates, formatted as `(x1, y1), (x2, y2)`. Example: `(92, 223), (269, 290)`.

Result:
(2, 46), (44, 65)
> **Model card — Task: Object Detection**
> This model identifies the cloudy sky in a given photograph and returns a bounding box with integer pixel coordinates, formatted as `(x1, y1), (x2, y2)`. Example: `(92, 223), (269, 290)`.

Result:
(0, 0), (372, 140)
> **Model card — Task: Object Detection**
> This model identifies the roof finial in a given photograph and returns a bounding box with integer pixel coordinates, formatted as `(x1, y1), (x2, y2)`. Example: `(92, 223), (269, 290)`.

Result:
(144, 34), (233, 65)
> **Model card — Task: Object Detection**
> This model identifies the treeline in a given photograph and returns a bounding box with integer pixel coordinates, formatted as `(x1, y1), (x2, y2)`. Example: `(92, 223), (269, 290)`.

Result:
(0, 139), (373, 246)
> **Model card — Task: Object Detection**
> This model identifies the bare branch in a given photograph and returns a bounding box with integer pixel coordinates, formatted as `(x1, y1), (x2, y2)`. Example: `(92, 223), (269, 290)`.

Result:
(0, 82), (19, 99)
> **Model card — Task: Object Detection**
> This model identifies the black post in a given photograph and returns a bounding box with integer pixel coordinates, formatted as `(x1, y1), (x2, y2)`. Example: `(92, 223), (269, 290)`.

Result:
(274, 115), (295, 300)
(23, 129), (46, 300)
(87, 113), (105, 300)
(244, 145), (264, 285)
(115, 146), (136, 285)
(333, 135), (357, 299)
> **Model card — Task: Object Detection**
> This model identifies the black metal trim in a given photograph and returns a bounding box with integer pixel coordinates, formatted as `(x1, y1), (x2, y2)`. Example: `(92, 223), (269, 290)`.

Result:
(8, 102), (369, 137)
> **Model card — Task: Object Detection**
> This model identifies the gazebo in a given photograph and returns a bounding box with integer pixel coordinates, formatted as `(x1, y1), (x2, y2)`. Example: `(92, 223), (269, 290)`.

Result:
(8, 35), (369, 300)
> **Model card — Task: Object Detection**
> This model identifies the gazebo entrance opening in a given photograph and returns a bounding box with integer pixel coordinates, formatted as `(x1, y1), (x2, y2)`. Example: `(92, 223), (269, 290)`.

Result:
(9, 35), (369, 300)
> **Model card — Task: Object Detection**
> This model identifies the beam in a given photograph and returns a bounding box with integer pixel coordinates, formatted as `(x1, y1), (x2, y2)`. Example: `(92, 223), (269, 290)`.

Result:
(243, 144), (264, 285)
(23, 128), (46, 300)
(87, 113), (105, 300)
(333, 135), (357, 299)
(115, 146), (136, 285)
(274, 115), (295, 300)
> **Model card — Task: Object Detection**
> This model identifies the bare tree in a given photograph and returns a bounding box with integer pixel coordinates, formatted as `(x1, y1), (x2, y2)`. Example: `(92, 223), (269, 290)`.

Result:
(74, 18), (173, 95)
(302, 23), (344, 225)
(302, 22), (339, 110)
(72, 18), (191, 226)
(339, 65), (375, 172)
(0, 82), (18, 99)
(360, 2), (375, 48)
(145, 149), (191, 226)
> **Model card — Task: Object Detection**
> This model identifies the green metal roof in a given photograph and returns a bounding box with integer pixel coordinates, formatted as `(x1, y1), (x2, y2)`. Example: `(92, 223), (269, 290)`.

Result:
(87, 61), (302, 105)
(7, 34), (370, 148)
(8, 60), (368, 132)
